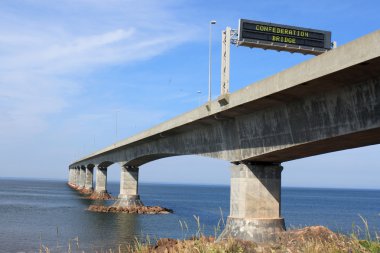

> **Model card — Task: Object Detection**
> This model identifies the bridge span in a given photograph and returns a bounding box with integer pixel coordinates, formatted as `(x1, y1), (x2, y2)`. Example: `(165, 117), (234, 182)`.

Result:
(68, 30), (380, 242)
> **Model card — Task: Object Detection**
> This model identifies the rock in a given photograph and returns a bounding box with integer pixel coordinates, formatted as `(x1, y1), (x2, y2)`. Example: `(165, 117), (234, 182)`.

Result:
(87, 205), (173, 214)
(86, 191), (113, 200)
(78, 188), (93, 195)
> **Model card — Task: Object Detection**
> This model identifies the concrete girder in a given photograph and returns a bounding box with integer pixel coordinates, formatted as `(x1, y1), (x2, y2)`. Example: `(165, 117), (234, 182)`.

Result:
(72, 74), (380, 167)
(123, 154), (179, 167)
(86, 163), (95, 169)
(98, 161), (113, 168)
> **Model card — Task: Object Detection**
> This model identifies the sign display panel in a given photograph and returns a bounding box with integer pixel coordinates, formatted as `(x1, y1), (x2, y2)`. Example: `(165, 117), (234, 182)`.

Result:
(238, 19), (332, 55)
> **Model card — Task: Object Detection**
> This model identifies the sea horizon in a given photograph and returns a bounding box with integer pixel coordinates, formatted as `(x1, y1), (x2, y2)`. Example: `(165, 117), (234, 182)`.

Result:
(1, 176), (379, 191)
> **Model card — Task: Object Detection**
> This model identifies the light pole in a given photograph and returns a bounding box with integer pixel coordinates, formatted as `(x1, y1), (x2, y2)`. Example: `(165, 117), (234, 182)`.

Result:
(208, 20), (216, 102)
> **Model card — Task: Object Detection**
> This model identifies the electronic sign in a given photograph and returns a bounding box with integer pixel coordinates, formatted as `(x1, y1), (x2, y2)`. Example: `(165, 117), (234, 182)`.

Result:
(238, 19), (332, 55)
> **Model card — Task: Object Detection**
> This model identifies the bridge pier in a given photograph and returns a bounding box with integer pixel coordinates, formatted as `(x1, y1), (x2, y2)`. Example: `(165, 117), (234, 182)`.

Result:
(218, 162), (285, 243)
(75, 167), (80, 188)
(87, 165), (112, 199)
(112, 165), (143, 207)
(68, 168), (74, 185)
(70, 167), (76, 187)
(84, 165), (94, 193)
(71, 168), (75, 185)
(78, 166), (86, 189)
(95, 166), (107, 193)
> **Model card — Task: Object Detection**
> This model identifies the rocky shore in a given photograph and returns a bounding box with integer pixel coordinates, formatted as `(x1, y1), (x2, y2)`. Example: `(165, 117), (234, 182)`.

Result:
(88, 204), (173, 214)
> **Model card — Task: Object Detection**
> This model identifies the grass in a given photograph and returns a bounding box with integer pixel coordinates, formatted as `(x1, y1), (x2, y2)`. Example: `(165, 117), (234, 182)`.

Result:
(38, 215), (380, 253)
(350, 215), (380, 253)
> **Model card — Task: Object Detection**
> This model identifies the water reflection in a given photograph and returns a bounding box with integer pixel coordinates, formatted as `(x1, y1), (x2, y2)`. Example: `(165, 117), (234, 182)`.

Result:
(71, 193), (141, 250)
(115, 213), (141, 244)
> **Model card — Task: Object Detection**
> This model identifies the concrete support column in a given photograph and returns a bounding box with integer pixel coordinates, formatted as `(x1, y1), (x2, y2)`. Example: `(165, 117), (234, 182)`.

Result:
(70, 168), (75, 185)
(95, 166), (108, 193)
(78, 166), (86, 189)
(112, 165), (143, 207)
(75, 167), (80, 186)
(85, 165), (94, 191)
(218, 162), (285, 243)
(68, 168), (73, 184)
(71, 168), (75, 184)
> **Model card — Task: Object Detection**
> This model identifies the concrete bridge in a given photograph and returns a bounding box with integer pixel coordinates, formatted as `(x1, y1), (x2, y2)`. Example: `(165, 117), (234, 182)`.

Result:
(68, 30), (380, 242)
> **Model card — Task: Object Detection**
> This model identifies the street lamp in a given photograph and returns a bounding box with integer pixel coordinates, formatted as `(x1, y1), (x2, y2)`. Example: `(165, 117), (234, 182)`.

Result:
(208, 20), (216, 102)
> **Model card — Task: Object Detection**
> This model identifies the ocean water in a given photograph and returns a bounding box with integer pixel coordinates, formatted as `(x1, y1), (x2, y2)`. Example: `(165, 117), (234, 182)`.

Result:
(0, 179), (379, 252)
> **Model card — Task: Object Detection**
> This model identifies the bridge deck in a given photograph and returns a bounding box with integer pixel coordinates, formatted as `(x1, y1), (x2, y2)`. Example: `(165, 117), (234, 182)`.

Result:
(72, 30), (380, 166)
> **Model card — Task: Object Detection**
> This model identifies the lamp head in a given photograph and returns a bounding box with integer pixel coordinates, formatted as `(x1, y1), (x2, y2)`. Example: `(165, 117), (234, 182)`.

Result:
(210, 20), (216, 24)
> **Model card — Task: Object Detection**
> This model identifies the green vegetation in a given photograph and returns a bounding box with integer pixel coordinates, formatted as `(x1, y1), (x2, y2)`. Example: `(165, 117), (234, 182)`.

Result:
(350, 216), (380, 253)
(57, 233), (379, 253)
(40, 216), (380, 253)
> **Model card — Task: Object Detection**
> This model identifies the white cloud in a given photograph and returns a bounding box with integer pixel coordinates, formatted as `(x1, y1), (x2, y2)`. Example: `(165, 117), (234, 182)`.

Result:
(0, 0), (198, 142)
(3, 29), (135, 71)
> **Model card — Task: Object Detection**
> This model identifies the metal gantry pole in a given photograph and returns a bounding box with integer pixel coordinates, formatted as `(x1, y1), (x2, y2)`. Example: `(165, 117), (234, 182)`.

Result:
(221, 27), (231, 95)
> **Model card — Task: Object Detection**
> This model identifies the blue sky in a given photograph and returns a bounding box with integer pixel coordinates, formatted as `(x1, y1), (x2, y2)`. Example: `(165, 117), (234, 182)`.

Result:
(0, 0), (379, 189)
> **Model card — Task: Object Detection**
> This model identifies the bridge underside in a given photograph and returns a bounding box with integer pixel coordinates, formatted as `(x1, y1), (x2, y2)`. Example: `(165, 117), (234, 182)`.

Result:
(74, 73), (380, 167)
(250, 127), (380, 163)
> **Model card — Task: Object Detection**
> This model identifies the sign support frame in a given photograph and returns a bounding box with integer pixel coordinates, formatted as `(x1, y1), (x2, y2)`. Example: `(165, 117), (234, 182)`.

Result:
(221, 27), (232, 95)
(219, 20), (333, 97)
